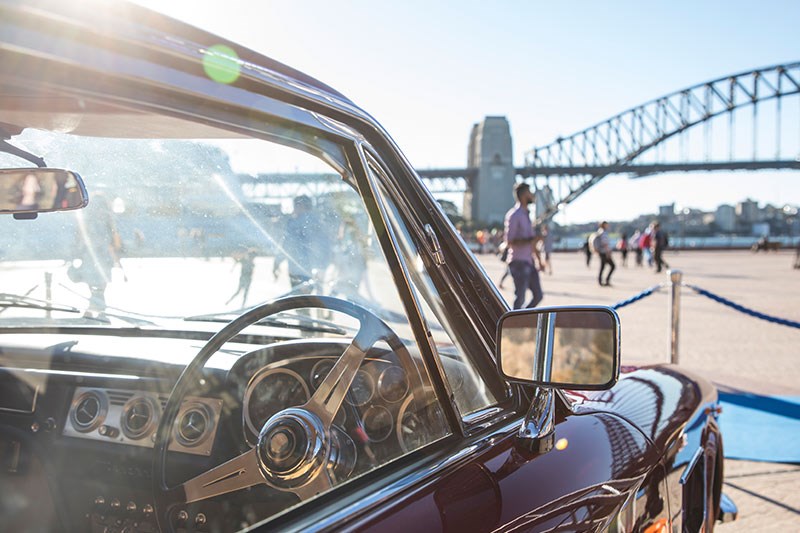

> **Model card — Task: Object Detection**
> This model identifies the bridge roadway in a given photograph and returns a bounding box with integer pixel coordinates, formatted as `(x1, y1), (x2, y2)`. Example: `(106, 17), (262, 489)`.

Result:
(478, 248), (800, 531)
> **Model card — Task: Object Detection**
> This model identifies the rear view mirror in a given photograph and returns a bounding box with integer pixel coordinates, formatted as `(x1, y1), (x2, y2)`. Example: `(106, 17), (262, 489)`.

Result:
(497, 306), (620, 390)
(0, 168), (88, 217)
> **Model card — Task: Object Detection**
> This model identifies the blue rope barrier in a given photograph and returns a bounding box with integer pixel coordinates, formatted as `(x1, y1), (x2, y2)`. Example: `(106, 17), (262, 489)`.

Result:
(683, 283), (800, 330)
(611, 283), (665, 310)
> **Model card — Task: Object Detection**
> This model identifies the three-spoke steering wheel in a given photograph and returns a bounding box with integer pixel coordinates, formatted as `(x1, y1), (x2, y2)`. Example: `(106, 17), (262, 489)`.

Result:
(152, 295), (419, 531)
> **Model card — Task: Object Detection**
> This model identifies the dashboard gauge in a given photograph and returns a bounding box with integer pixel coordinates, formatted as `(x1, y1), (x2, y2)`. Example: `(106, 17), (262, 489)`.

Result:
(362, 405), (393, 442)
(244, 368), (309, 436)
(328, 427), (357, 482)
(396, 396), (427, 453)
(310, 359), (335, 390)
(345, 370), (374, 407)
(378, 366), (409, 403)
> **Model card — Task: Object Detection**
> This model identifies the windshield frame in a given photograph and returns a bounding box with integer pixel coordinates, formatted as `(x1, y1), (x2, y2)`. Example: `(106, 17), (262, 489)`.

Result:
(3, 52), (467, 443)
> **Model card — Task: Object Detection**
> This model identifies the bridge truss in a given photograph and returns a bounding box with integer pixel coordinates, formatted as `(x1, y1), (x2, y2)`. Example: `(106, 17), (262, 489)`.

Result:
(521, 62), (800, 224)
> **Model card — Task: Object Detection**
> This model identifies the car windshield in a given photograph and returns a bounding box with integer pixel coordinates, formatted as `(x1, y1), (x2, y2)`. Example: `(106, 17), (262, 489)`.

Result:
(0, 126), (407, 334)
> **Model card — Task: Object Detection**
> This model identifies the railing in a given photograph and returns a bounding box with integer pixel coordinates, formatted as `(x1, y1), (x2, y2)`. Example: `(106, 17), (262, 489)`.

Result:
(611, 271), (800, 365)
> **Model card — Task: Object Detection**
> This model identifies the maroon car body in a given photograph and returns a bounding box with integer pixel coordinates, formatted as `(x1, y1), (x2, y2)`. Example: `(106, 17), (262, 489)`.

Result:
(0, 2), (733, 532)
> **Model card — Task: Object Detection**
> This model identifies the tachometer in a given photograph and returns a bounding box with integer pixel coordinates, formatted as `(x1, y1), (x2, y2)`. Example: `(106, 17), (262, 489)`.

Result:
(243, 368), (309, 436)
(362, 405), (393, 442)
(396, 395), (430, 453)
(345, 370), (374, 406)
(378, 366), (409, 403)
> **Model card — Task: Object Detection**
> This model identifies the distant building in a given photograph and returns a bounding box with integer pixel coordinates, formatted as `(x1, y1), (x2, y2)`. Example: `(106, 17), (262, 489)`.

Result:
(658, 203), (675, 220)
(715, 205), (736, 232)
(752, 222), (770, 237)
(736, 199), (759, 223)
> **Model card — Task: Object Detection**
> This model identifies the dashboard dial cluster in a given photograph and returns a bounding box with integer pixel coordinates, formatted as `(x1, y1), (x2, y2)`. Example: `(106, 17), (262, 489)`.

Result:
(63, 387), (222, 456)
(241, 356), (416, 454)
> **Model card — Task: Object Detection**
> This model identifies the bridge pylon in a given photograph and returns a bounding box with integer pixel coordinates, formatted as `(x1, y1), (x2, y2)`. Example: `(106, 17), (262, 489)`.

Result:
(464, 116), (516, 225)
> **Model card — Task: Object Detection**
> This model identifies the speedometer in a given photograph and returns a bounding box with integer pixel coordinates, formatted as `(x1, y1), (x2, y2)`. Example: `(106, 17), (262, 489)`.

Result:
(243, 368), (309, 436)
(345, 370), (374, 406)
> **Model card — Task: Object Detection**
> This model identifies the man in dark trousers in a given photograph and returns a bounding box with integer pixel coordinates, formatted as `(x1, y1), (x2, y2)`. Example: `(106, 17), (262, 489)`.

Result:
(503, 182), (543, 309)
(595, 221), (615, 286)
(652, 222), (670, 273)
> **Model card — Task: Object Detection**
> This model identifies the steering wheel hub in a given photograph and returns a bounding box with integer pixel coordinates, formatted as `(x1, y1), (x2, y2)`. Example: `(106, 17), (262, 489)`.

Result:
(257, 408), (327, 489)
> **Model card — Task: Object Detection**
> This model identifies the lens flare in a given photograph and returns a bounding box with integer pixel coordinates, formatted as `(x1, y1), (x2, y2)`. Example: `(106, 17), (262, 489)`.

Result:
(202, 44), (241, 84)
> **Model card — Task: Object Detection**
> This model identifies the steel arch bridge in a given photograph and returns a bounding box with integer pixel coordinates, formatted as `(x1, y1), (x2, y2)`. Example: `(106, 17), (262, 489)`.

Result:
(520, 62), (800, 225)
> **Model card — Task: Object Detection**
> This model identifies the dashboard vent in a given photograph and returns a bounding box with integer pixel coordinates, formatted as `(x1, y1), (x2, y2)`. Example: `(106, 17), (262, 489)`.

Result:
(69, 390), (107, 433)
(108, 390), (135, 406)
(121, 396), (158, 440)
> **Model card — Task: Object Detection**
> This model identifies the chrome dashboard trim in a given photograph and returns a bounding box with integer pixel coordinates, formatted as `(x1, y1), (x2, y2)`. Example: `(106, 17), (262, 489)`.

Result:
(63, 387), (222, 456)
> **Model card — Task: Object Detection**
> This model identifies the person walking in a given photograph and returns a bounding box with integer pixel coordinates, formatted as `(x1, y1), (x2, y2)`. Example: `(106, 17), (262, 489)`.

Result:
(630, 229), (643, 267)
(541, 224), (555, 275)
(640, 227), (653, 267)
(503, 182), (543, 309)
(618, 232), (629, 267)
(226, 247), (257, 306)
(595, 221), (615, 287)
(652, 222), (670, 273)
(582, 236), (592, 268)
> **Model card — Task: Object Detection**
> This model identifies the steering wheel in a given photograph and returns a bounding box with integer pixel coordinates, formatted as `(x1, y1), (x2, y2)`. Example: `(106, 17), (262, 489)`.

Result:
(152, 295), (421, 531)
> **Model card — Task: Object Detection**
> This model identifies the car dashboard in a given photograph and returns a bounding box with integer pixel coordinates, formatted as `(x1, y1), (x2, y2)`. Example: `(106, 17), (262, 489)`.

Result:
(0, 330), (445, 532)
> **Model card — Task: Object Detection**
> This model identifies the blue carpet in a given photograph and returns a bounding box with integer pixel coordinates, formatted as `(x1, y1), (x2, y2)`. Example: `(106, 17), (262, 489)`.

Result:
(718, 392), (800, 464)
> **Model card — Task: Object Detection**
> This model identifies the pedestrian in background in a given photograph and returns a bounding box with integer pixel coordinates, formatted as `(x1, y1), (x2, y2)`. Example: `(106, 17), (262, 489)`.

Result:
(630, 229), (643, 267)
(503, 182), (543, 309)
(652, 221), (670, 273)
(595, 221), (615, 286)
(582, 235), (592, 268)
(541, 224), (555, 275)
(640, 227), (653, 267)
(618, 232), (629, 267)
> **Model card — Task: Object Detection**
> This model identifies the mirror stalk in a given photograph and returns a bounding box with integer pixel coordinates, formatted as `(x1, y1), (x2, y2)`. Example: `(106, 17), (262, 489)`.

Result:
(517, 387), (555, 453)
(0, 139), (46, 168)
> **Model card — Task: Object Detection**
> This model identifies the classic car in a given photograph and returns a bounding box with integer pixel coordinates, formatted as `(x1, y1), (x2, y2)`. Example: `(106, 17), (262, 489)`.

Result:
(0, 1), (736, 531)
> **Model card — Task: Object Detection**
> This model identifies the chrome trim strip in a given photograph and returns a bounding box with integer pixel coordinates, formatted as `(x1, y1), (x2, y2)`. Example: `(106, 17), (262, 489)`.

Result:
(20, 368), (141, 380)
(461, 406), (505, 426)
(680, 446), (705, 485)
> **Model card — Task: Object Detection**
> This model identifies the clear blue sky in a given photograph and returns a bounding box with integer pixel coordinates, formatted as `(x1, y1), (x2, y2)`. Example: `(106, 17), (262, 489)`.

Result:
(132, 0), (800, 224)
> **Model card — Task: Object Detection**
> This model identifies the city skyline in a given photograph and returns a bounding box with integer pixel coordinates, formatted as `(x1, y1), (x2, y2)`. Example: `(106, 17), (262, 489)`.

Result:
(131, 0), (800, 224)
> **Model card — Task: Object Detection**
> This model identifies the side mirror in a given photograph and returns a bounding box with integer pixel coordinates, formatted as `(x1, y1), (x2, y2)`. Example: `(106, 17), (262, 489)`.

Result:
(0, 168), (88, 218)
(497, 306), (620, 391)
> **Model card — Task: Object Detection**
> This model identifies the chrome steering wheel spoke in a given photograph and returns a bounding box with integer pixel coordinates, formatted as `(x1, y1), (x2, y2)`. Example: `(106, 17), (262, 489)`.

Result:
(303, 324), (380, 430)
(182, 448), (264, 504)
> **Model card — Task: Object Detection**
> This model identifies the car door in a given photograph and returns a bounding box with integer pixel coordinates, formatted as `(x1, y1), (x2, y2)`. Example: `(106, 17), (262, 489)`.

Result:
(332, 151), (672, 532)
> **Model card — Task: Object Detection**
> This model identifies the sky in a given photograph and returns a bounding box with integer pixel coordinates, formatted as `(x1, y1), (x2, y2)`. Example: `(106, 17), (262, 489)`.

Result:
(130, 0), (800, 224)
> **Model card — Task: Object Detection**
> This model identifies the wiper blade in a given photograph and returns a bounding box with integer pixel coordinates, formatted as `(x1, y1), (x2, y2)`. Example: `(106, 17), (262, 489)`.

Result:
(185, 310), (348, 335)
(0, 293), (154, 326)
(0, 293), (81, 314)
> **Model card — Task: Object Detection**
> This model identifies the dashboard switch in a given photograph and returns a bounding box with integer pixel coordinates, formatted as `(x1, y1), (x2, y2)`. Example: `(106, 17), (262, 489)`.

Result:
(98, 425), (119, 438)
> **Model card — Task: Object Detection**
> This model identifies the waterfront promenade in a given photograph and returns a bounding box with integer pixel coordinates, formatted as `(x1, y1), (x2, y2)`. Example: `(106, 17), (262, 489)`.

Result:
(479, 248), (800, 531)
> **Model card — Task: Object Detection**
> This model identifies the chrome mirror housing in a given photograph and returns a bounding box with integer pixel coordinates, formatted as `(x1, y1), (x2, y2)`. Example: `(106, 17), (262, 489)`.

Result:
(496, 306), (621, 450)
(497, 306), (620, 391)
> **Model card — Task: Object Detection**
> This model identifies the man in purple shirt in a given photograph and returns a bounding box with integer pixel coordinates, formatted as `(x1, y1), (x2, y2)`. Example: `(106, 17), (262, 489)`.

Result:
(503, 182), (543, 309)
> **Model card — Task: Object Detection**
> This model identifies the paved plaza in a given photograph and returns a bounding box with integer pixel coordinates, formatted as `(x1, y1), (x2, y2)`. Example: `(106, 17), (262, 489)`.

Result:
(479, 248), (800, 531)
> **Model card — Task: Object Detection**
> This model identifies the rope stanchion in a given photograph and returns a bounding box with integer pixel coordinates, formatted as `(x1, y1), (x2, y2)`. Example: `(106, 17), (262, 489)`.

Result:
(683, 283), (800, 330)
(611, 283), (665, 310)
